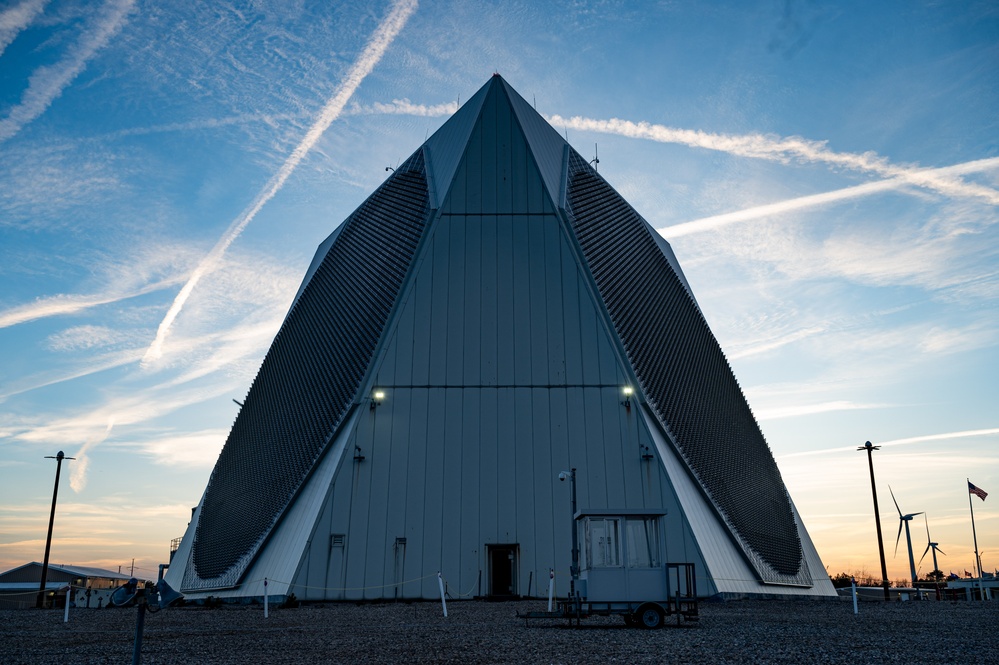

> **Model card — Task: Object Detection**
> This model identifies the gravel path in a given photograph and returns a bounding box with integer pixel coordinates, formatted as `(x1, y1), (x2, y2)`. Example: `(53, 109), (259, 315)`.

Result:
(2, 598), (996, 664)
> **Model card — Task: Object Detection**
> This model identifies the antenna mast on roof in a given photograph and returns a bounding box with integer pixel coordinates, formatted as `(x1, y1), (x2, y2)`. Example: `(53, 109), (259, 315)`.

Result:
(590, 144), (600, 172)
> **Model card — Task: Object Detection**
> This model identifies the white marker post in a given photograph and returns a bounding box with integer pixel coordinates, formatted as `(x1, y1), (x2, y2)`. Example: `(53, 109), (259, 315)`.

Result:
(263, 578), (269, 619)
(547, 569), (555, 612)
(64, 587), (71, 623)
(851, 577), (858, 615)
(438, 572), (448, 617)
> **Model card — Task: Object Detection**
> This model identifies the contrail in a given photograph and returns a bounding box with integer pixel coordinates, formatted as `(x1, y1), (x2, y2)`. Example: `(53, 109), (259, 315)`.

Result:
(142, 0), (418, 364)
(362, 98), (457, 116)
(547, 114), (999, 206)
(0, 0), (48, 58)
(660, 156), (999, 239)
(0, 277), (182, 329)
(70, 419), (115, 492)
(776, 427), (999, 459)
(0, 0), (134, 144)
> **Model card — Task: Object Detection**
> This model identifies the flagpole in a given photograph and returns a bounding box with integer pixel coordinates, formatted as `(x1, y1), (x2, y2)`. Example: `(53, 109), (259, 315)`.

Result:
(968, 478), (983, 600)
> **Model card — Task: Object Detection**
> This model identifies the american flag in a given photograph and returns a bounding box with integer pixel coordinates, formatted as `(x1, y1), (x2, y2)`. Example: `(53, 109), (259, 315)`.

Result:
(969, 481), (988, 501)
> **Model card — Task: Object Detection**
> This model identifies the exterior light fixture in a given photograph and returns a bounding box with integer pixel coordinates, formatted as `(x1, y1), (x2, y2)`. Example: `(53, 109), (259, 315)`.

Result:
(621, 386), (634, 408)
(370, 390), (385, 410)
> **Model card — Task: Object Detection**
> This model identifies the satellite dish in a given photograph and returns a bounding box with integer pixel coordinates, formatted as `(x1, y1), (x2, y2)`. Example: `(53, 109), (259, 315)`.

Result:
(110, 578), (139, 607)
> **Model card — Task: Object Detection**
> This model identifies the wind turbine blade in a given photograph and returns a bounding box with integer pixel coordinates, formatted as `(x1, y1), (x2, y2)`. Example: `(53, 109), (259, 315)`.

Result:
(924, 514), (930, 542)
(936, 547), (946, 556)
(889, 486), (902, 517)
(895, 519), (903, 556)
(919, 543), (931, 567)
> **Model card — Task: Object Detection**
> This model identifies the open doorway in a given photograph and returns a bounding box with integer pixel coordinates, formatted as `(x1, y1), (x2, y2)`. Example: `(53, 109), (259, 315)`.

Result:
(487, 544), (518, 597)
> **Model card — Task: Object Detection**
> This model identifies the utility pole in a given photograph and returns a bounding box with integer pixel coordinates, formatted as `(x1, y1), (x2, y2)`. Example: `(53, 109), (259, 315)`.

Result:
(37, 451), (74, 608)
(858, 441), (890, 601)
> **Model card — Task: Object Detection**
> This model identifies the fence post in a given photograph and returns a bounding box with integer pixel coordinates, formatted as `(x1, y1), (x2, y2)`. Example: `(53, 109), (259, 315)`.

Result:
(438, 572), (448, 617)
(547, 569), (555, 612)
(64, 586), (71, 623)
(851, 577), (858, 615)
(264, 578), (269, 619)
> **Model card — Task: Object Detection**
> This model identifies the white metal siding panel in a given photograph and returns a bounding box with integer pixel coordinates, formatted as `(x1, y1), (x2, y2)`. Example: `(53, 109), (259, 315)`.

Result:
(545, 220), (567, 382)
(532, 388), (556, 575)
(496, 388), (518, 540)
(383, 390), (412, 593)
(502, 78), (567, 205)
(446, 219), (466, 385)
(479, 218), (499, 384)
(463, 217), (483, 384)
(423, 82), (488, 209)
(422, 388), (447, 596)
(408, 260), (433, 385)
(496, 217), (516, 385)
(513, 388), (535, 562)
(429, 231), (450, 386)
(162, 497), (202, 591)
(478, 388), (499, 545)
(344, 412), (374, 600)
(460, 390), (483, 596)
(511, 217), (533, 382)
(404, 389), (430, 597)
(441, 390), (465, 593)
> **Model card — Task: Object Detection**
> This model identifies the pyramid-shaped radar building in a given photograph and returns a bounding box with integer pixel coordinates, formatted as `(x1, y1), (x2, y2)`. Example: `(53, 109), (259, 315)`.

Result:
(168, 75), (834, 600)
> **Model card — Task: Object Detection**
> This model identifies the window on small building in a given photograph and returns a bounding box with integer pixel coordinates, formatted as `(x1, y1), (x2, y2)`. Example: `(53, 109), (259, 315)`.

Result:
(625, 517), (660, 568)
(585, 518), (621, 567)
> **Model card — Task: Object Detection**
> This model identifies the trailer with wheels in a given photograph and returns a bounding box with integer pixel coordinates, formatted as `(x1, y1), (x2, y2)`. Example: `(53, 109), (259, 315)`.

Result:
(518, 510), (699, 628)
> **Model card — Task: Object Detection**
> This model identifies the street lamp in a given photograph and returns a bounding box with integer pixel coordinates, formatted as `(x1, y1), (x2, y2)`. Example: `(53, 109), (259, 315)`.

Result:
(37, 451), (74, 608)
(857, 441), (890, 601)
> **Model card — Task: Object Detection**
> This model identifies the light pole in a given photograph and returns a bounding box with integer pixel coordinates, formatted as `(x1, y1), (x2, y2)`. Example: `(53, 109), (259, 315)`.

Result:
(558, 468), (579, 598)
(857, 441), (890, 601)
(37, 451), (74, 608)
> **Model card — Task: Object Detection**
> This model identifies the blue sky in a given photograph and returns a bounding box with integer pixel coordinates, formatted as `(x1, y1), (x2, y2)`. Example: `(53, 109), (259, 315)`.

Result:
(1, 0), (996, 583)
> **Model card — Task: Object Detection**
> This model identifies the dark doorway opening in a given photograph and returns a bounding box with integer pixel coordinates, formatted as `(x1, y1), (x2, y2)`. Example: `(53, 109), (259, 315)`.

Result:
(487, 544), (518, 597)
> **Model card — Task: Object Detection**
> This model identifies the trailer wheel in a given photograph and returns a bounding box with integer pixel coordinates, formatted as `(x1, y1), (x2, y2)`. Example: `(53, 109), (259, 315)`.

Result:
(636, 603), (665, 629)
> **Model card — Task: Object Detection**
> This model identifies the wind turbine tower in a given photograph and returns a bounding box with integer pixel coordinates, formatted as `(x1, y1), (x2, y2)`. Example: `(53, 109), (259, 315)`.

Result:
(890, 486), (923, 587)
(919, 514), (946, 577)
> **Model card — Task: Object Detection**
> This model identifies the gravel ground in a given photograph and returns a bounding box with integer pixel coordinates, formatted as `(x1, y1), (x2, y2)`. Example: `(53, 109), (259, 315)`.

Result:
(1, 598), (996, 664)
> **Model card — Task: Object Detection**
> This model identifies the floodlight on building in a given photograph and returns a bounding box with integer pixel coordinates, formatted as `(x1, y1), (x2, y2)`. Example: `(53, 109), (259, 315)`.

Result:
(622, 386), (634, 408)
(371, 390), (385, 410)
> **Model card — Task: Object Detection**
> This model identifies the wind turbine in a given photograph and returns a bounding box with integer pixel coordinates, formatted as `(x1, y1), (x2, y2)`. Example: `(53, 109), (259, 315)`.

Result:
(918, 514), (946, 578)
(919, 514), (946, 599)
(890, 486), (923, 587)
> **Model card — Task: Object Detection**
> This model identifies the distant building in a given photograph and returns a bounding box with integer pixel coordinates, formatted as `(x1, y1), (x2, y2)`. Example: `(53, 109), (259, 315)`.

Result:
(167, 75), (836, 602)
(0, 562), (132, 609)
